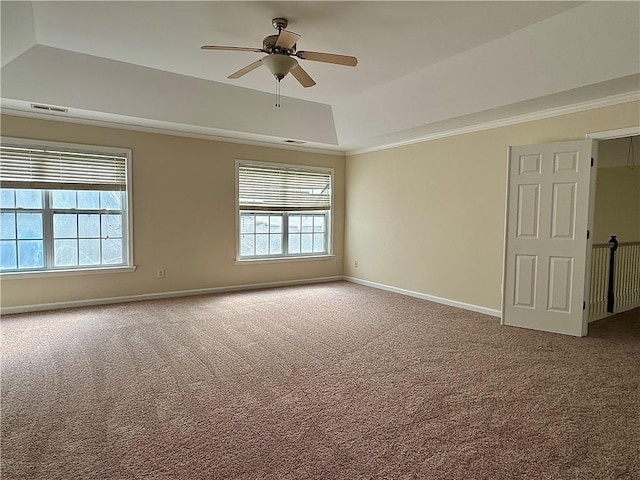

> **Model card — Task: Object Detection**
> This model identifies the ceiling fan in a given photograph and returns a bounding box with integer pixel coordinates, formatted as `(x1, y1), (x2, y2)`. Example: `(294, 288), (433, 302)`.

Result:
(201, 17), (358, 106)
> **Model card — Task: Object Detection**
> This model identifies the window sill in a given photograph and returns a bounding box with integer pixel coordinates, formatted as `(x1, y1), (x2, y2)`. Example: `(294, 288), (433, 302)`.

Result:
(235, 255), (335, 266)
(0, 265), (137, 279)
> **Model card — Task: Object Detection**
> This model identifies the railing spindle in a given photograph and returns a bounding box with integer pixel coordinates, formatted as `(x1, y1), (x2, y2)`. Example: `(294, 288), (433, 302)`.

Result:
(589, 239), (640, 321)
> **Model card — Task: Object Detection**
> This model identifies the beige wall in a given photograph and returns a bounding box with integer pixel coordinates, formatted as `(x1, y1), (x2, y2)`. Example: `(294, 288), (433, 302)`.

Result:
(0, 115), (345, 309)
(593, 136), (640, 243)
(593, 167), (640, 244)
(344, 101), (640, 311)
(3, 101), (639, 313)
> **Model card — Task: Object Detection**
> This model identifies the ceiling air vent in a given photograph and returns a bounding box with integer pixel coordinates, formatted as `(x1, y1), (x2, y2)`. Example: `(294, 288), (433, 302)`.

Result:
(283, 139), (306, 145)
(31, 104), (68, 113)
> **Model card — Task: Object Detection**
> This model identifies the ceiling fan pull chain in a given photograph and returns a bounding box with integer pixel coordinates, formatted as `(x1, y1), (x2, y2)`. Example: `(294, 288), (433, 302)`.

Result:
(275, 77), (281, 108)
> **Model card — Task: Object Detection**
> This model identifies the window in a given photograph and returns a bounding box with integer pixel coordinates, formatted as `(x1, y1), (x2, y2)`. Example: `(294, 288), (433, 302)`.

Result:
(237, 161), (332, 260)
(0, 138), (133, 274)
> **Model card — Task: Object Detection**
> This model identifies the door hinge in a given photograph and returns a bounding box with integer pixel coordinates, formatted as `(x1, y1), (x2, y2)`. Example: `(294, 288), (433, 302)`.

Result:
(587, 230), (590, 239)
(583, 301), (586, 310)
(591, 157), (594, 167)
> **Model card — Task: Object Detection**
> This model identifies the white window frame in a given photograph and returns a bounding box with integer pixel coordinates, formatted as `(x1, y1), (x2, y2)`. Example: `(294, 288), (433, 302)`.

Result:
(0, 136), (135, 277)
(235, 159), (334, 262)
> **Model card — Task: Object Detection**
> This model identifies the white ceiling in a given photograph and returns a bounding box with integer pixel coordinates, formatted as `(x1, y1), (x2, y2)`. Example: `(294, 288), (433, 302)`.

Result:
(1, 1), (639, 153)
(27, 1), (583, 104)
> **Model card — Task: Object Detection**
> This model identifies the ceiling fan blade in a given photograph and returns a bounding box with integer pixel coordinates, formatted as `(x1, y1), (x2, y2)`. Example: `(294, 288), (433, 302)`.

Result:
(275, 30), (301, 50)
(228, 60), (263, 79)
(201, 45), (263, 53)
(296, 51), (358, 67)
(290, 65), (316, 88)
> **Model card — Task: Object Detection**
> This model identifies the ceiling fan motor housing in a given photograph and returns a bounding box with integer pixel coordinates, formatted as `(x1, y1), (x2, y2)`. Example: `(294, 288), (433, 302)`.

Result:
(263, 35), (295, 54)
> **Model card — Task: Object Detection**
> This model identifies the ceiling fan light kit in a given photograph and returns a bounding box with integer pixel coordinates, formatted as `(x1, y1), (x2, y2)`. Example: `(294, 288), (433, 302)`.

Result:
(202, 17), (358, 108)
(261, 54), (298, 81)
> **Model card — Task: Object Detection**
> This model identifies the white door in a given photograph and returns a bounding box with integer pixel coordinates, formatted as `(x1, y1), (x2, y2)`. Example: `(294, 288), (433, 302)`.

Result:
(502, 140), (595, 336)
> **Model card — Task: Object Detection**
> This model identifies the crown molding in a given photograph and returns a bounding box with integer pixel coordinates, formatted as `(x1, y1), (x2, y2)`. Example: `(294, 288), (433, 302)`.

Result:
(3, 91), (638, 158)
(0, 102), (346, 157)
(345, 91), (640, 156)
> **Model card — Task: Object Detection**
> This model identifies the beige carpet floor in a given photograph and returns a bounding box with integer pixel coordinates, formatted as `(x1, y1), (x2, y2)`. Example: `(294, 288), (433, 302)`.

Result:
(1, 281), (639, 479)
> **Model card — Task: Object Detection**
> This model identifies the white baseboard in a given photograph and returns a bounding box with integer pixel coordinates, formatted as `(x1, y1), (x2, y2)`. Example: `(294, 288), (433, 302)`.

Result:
(343, 276), (502, 318)
(1, 276), (344, 315)
(589, 302), (640, 323)
(588, 312), (611, 323)
(2, 275), (503, 317)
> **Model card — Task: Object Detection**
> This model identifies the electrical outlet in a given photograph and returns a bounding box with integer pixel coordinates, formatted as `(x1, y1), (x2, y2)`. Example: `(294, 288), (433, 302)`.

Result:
(157, 268), (165, 279)
(354, 260), (358, 268)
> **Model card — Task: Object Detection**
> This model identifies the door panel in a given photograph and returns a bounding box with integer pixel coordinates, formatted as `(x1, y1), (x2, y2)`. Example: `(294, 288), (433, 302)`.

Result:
(547, 256), (573, 312)
(551, 183), (576, 239)
(517, 185), (540, 238)
(514, 254), (537, 308)
(503, 140), (594, 336)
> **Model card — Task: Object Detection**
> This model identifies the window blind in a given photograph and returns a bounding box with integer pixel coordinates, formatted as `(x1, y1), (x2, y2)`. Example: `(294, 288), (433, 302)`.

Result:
(0, 144), (127, 191)
(238, 163), (331, 211)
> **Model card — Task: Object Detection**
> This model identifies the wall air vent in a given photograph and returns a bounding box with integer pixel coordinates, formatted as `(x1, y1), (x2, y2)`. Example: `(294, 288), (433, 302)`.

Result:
(30, 104), (68, 113)
(282, 139), (306, 145)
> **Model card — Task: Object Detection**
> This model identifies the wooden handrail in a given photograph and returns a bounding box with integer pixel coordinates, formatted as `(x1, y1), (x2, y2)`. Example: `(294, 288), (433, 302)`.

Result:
(593, 241), (640, 248)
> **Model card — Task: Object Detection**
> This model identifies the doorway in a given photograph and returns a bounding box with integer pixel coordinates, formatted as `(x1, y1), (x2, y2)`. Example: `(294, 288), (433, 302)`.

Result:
(502, 127), (640, 336)
(588, 134), (640, 322)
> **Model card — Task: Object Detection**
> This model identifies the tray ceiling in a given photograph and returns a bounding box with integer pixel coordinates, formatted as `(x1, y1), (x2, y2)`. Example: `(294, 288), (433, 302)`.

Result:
(2, 1), (639, 153)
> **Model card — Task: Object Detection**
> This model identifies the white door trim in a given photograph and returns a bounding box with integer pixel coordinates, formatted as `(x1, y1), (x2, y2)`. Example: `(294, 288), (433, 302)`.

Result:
(587, 126), (640, 140)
